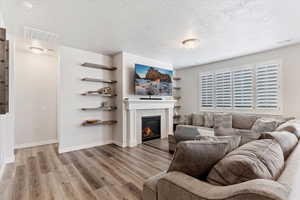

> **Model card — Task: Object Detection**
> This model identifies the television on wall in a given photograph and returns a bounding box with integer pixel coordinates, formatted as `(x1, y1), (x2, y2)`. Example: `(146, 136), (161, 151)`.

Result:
(135, 64), (173, 96)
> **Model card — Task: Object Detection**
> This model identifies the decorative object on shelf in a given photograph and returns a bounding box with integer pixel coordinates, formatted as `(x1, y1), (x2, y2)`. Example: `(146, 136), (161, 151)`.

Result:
(173, 77), (181, 81)
(81, 92), (116, 97)
(81, 78), (117, 84)
(82, 87), (116, 96)
(173, 87), (181, 90)
(81, 101), (117, 111)
(173, 96), (181, 100)
(81, 62), (117, 71)
(173, 115), (181, 118)
(81, 120), (117, 126)
(174, 105), (181, 109)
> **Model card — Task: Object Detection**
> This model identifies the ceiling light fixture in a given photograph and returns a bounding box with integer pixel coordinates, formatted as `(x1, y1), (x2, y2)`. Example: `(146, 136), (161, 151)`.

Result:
(182, 38), (200, 49)
(29, 46), (45, 54)
(22, 1), (33, 9)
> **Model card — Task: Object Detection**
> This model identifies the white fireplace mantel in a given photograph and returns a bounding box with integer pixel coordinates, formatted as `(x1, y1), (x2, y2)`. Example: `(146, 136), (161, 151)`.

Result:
(123, 99), (176, 147)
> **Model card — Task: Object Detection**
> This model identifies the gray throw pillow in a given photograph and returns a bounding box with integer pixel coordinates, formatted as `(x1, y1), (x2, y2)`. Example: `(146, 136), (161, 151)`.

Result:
(232, 114), (258, 130)
(168, 140), (234, 178)
(204, 112), (214, 128)
(195, 135), (241, 153)
(214, 113), (232, 128)
(251, 118), (279, 133)
(192, 114), (205, 126)
(261, 131), (298, 159)
(207, 139), (284, 186)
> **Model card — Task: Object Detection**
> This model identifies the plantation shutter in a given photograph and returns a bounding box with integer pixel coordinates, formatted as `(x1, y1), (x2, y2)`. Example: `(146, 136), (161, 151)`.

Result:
(233, 68), (253, 108)
(256, 64), (279, 109)
(215, 71), (232, 108)
(200, 73), (214, 108)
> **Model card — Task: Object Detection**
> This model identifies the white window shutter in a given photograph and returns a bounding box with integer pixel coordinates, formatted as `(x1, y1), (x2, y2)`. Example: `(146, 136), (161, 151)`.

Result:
(233, 68), (253, 108)
(200, 73), (214, 108)
(256, 64), (279, 109)
(215, 71), (232, 108)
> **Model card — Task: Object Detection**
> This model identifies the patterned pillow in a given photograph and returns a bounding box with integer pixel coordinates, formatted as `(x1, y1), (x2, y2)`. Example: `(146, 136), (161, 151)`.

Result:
(251, 118), (279, 133)
(214, 113), (232, 128)
(181, 114), (193, 125)
(192, 114), (205, 126)
(276, 120), (300, 139)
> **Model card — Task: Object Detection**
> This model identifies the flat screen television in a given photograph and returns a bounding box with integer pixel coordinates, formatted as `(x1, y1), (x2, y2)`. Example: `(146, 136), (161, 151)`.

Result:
(135, 64), (173, 96)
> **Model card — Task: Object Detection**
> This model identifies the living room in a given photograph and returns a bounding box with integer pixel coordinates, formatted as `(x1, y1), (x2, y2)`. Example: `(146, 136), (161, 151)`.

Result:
(0, 1), (300, 200)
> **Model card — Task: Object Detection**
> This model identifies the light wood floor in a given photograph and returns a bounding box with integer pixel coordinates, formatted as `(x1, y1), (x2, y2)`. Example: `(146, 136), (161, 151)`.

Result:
(0, 142), (172, 200)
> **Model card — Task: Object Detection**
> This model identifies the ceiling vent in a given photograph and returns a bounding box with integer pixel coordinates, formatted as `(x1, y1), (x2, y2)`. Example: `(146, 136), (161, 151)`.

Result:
(24, 26), (59, 44)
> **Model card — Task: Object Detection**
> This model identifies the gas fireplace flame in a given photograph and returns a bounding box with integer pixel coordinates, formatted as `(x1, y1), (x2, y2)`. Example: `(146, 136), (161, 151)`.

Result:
(143, 127), (153, 137)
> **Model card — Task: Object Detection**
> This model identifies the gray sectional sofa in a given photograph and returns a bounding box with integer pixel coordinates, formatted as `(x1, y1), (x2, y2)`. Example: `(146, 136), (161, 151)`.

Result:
(143, 113), (300, 200)
(169, 112), (292, 153)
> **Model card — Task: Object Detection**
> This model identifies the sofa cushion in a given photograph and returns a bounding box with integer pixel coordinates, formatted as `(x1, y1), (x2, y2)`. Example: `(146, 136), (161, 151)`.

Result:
(251, 118), (279, 133)
(276, 120), (300, 139)
(215, 127), (260, 146)
(174, 125), (201, 143)
(207, 139), (284, 186)
(232, 114), (258, 130)
(192, 113), (205, 126)
(261, 131), (298, 159)
(181, 114), (193, 125)
(168, 140), (236, 179)
(204, 112), (214, 128)
(195, 135), (241, 152)
(214, 113), (232, 128)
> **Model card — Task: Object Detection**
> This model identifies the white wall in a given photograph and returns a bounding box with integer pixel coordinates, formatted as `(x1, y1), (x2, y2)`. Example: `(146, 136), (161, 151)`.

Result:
(176, 44), (300, 119)
(58, 46), (114, 153)
(14, 48), (58, 148)
(113, 52), (173, 147)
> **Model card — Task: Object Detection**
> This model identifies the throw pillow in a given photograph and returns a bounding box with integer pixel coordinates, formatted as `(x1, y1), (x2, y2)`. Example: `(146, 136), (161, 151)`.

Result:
(192, 113), (205, 126)
(232, 114), (258, 130)
(214, 113), (232, 129)
(207, 139), (284, 186)
(204, 112), (214, 128)
(260, 131), (298, 159)
(195, 135), (241, 152)
(168, 140), (233, 178)
(251, 118), (279, 133)
(276, 120), (300, 139)
(214, 127), (260, 146)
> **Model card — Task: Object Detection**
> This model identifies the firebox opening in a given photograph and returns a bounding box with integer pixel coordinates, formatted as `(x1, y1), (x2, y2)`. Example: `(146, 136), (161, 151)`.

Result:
(142, 116), (161, 142)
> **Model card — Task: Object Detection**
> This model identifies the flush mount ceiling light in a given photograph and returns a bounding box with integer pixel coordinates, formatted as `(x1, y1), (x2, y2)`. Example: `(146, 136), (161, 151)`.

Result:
(22, 1), (33, 9)
(182, 38), (200, 49)
(29, 46), (45, 54)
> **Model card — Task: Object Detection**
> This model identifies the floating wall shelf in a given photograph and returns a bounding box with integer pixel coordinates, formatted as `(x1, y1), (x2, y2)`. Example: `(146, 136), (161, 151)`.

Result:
(173, 96), (181, 100)
(81, 106), (117, 111)
(173, 115), (181, 118)
(82, 120), (117, 126)
(81, 78), (117, 84)
(173, 77), (181, 81)
(174, 105), (181, 109)
(173, 87), (181, 90)
(81, 92), (117, 97)
(81, 62), (117, 71)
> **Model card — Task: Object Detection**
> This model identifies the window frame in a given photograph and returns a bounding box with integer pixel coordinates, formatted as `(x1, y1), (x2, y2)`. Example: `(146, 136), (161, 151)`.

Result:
(198, 60), (282, 115)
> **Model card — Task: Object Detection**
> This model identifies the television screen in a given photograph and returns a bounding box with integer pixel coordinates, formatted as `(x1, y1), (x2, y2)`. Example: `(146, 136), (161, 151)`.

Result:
(135, 64), (173, 96)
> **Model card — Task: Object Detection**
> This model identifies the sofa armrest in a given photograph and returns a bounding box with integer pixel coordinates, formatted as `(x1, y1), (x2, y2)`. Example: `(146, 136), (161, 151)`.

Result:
(157, 172), (290, 200)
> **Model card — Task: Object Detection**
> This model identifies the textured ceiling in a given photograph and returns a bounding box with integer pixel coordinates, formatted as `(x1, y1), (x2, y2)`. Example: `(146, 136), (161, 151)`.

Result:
(2, 0), (300, 68)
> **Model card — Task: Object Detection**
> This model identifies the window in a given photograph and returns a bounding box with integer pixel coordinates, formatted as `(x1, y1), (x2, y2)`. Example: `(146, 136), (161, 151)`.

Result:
(256, 64), (279, 109)
(199, 61), (281, 112)
(233, 68), (253, 108)
(215, 71), (232, 108)
(199, 73), (214, 108)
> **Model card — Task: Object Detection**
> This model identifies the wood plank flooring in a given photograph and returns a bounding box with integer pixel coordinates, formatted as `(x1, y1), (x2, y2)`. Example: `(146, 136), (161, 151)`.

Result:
(0, 142), (172, 200)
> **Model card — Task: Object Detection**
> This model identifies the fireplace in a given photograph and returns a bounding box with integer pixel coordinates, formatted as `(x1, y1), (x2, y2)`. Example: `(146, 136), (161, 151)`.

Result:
(142, 116), (161, 142)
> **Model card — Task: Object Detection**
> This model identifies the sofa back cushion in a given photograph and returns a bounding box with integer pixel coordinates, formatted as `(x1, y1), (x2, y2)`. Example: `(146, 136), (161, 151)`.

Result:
(214, 113), (232, 128)
(251, 118), (279, 133)
(204, 112), (214, 128)
(181, 114), (193, 125)
(192, 113), (205, 126)
(276, 120), (300, 139)
(207, 139), (284, 186)
(232, 114), (258, 130)
(168, 137), (240, 179)
(261, 131), (298, 159)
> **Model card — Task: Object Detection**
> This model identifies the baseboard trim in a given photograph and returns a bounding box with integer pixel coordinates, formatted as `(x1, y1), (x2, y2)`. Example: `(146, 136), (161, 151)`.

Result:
(15, 139), (58, 149)
(58, 140), (113, 153)
(112, 140), (127, 148)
